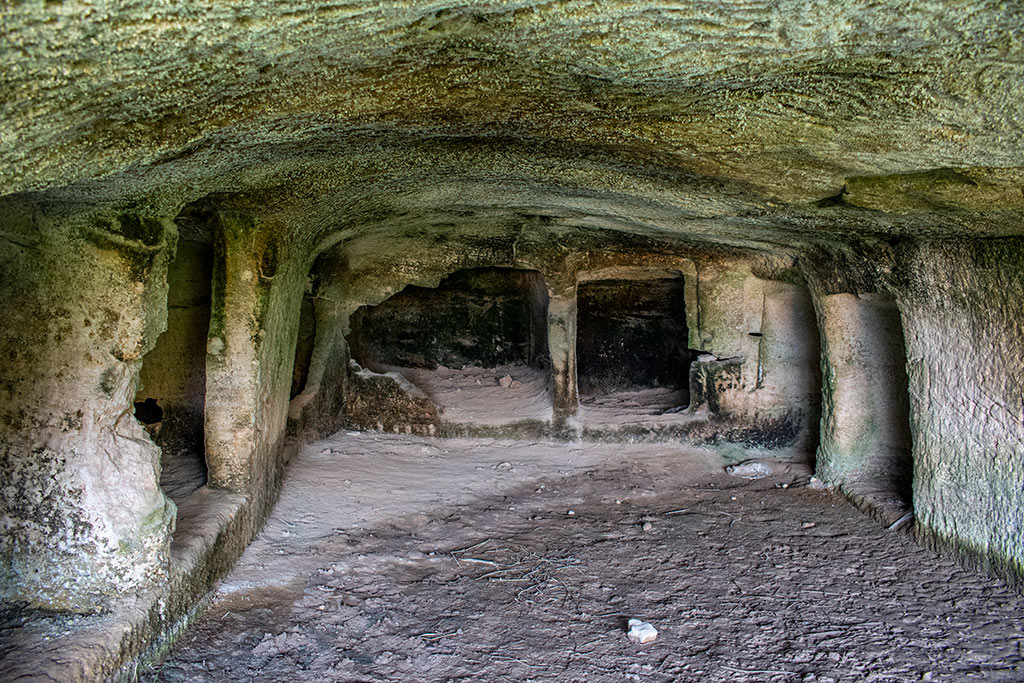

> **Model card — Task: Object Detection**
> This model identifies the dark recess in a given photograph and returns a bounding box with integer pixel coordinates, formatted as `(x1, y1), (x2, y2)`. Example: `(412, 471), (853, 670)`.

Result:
(348, 267), (550, 371)
(577, 278), (697, 401)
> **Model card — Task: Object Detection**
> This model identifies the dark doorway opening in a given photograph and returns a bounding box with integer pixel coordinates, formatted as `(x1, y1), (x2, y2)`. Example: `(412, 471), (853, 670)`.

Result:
(291, 286), (317, 400)
(577, 277), (696, 417)
(134, 240), (212, 504)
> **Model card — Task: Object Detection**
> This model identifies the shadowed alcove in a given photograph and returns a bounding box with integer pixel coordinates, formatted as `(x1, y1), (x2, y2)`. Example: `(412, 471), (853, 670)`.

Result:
(576, 277), (697, 421)
(133, 239), (213, 504)
(347, 267), (552, 426)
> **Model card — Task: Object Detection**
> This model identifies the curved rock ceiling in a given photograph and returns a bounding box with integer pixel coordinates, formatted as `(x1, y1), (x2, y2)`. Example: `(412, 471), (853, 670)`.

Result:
(3, 1), (1023, 245)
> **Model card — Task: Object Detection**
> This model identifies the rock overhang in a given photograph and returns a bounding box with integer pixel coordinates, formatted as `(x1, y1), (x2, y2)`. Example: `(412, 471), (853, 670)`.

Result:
(1, 0), (1022, 250)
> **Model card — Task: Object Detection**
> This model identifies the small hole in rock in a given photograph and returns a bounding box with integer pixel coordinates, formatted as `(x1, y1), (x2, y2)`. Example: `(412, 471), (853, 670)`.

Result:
(133, 397), (163, 424)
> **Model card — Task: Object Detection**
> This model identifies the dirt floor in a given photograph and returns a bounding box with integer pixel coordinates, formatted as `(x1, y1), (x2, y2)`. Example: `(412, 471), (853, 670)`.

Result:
(159, 445), (207, 504)
(146, 433), (1024, 682)
(383, 364), (553, 426)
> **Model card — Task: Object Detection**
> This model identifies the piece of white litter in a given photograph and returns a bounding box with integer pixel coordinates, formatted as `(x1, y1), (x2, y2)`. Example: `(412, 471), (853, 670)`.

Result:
(627, 619), (658, 644)
(726, 461), (773, 480)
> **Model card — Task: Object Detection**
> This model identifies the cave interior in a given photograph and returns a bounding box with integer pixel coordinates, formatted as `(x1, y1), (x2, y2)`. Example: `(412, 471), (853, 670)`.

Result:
(1, 1), (1023, 680)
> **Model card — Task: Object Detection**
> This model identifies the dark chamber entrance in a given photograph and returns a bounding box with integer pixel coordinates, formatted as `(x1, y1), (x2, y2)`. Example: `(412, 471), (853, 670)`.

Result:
(347, 267), (553, 426)
(577, 277), (693, 404)
(349, 267), (549, 372)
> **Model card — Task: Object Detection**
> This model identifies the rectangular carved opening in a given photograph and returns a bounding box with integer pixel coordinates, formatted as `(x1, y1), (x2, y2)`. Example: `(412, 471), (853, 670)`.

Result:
(347, 267), (551, 427)
(576, 277), (695, 419)
(134, 240), (212, 504)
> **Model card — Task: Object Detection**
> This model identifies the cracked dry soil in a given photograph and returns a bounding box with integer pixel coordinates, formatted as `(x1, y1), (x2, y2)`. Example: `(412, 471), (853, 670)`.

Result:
(148, 434), (1024, 682)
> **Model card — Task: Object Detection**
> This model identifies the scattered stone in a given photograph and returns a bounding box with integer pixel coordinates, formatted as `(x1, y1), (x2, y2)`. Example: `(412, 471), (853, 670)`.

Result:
(802, 522), (816, 529)
(726, 461), (773, 480)
(498, 374), (514, 388)
(494, 461), (515, 472)
(642, 521), (653, 532)
(626, 619), (658, 644)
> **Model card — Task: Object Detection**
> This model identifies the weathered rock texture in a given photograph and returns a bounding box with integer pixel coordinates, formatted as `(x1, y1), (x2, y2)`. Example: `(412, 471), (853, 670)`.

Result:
(1, 0), (1023, 677)
(898, 239), (1024, 577)
(0, 205), (176, 612)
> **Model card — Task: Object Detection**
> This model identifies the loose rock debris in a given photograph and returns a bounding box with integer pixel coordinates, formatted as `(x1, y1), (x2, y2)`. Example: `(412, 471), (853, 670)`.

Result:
(626, 619), (658, 644)
(148, 433), (1024, 682)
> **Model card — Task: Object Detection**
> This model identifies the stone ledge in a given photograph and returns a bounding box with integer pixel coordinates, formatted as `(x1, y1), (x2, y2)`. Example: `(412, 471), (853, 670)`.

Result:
(0, 487), (247, 683)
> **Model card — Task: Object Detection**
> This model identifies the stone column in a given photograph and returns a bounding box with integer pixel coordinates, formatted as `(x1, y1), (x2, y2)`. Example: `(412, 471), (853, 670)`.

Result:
(547, 288), (579, 431)
(814, 292), (912, 506)
(204, 212), (306, 496)
(287, 257), (350, 439)
(0, 204), (176, 611)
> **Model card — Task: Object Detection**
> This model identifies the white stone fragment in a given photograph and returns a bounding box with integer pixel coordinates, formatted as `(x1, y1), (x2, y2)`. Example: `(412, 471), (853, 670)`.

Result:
(498, 374), (514, 388)
(726, 460), (773, 479)
(626, 619), (658, 644)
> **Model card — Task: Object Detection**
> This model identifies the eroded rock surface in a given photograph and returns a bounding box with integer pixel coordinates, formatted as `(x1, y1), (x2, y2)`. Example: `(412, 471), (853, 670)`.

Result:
(1, 0), (1023, 678)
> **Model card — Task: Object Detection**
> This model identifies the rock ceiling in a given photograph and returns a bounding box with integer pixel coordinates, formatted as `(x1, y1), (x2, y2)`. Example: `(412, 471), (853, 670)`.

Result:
(2, 1), (1023, 248)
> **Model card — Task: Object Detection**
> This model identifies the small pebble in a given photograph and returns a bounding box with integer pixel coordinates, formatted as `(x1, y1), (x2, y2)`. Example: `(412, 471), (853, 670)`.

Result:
(626, 619), (658, 644)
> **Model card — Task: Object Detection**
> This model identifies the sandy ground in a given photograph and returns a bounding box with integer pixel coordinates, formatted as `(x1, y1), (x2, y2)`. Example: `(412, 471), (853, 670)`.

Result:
(384, 364), (553, 425)
(376, 364), (701, 432)
(160, 446), (207, 504)
(147, 433), (1024, 682)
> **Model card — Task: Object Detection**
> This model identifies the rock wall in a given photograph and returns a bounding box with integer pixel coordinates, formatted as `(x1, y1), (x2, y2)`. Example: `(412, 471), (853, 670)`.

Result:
(0, 201), (176, 611)
(688, 260), (821, 449)
(897, 238), (1024, 577)
(291, 227), (821, 449)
